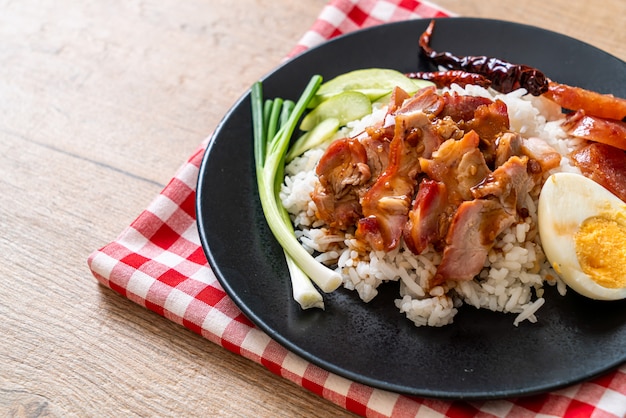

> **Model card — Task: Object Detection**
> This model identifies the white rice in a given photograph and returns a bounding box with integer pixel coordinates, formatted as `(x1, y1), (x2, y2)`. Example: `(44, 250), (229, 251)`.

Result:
(280, 84), (577, 327)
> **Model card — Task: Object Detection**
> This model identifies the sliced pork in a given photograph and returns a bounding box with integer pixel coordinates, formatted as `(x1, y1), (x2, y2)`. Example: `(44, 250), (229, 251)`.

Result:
(463, 99), (510, 165)
(571, 142), (626, 203)
(311, 84), (558, 285)
(439, 92), (492, 122)
(431, 199), (515, 287)
(419, 130), (491, 205)
(360, 127), (392, 185)
(562, 110), (626, 151)
(356, 112), (432, 251)
(313, 137), (371, 229)
(543, 81), (626, 121)
(403, 179), (450, 254)
(387, 86), (411, 115)
(395, 85), (444, 116)
(471, 156), (533, 215)
(494, 132), (522, 167)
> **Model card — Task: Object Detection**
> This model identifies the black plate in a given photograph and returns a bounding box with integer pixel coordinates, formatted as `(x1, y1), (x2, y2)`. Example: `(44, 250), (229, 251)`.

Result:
(196, 18), (626, 400)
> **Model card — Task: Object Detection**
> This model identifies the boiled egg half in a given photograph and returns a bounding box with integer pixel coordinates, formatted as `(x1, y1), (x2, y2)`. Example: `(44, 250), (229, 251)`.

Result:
(538, 172), (626, 300)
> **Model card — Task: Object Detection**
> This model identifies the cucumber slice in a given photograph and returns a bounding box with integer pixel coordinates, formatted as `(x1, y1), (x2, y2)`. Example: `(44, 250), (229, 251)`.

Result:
(286, 118), (340, 162)
(300, 91), (371, 131)
(313, 68), (432, 104)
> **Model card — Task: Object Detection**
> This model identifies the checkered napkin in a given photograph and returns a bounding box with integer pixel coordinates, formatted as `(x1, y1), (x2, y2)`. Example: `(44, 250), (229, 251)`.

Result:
(88, 0), (626, 416)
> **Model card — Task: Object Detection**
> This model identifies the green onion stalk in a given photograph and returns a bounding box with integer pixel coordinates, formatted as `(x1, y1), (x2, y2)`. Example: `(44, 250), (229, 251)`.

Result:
(251, 76), (342, 309)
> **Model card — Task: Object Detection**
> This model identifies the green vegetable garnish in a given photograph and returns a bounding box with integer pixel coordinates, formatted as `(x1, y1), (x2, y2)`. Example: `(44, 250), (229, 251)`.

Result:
(311, 68), (433, 105)
(299, 90), (372, 131)
(286, 117), (340, 163)
(251, 77), (342, 310)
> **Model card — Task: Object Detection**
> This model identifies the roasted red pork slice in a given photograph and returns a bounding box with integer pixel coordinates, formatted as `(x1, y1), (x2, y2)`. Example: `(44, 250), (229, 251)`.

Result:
(439, 92), (492, 122)
(395, 85), (444, 116)
(571, 142), (626, 203)
(463, 99), (510, 164)
(543, 81), (626, 121)
(464, 99), (509, 142)
(420, 130), (491, 205)
(562, 110), (626, 151)
(355, 113), (429, 251)
(471, 155), (533, 215)
(494, 132), (522, 167)
(360, 128), (392, 183)
(403, 179), (450, 254)
(355, 89), (450, 251)
(313, 137), (371, 229)
(387, 86), (411, 114)
(431, 198), (515, 288)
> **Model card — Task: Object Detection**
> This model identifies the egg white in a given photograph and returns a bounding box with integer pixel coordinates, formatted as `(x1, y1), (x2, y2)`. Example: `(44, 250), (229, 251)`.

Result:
(538, 172), (626, 300)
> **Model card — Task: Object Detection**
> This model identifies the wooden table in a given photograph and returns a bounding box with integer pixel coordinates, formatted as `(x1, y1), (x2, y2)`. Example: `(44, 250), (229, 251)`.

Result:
(2, 1), (624, 416)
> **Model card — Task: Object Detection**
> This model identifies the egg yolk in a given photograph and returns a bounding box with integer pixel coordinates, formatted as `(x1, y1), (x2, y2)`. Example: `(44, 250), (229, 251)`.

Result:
(575, 216), (626, 289)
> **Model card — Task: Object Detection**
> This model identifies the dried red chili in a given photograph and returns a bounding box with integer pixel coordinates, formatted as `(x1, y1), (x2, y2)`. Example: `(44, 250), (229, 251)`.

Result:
(406, 70), (492, 89)
(419, 20), (549, 96)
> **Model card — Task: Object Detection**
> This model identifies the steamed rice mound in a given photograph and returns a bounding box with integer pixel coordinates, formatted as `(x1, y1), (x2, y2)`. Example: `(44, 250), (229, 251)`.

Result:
(280, 84), (579, 327)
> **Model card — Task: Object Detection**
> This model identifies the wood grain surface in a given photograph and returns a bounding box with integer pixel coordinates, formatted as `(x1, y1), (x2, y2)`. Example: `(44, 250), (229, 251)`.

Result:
(1, 0), (624, 417)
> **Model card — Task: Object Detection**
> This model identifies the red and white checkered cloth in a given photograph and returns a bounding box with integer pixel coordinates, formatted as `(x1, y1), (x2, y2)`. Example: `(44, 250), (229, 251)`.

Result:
(88, 0), (626, 416)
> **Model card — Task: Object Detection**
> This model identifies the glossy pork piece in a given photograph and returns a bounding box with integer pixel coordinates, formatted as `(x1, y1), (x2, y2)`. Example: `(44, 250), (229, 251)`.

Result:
(543, 81), (626, 121)
(432, 198), (515, 286)
(313, 137), (371, 229)
(562, 110), (626, 151)
(356, 89), (442, 251)
(313, 85), (561, 288)
(571, 142), (626, 202)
